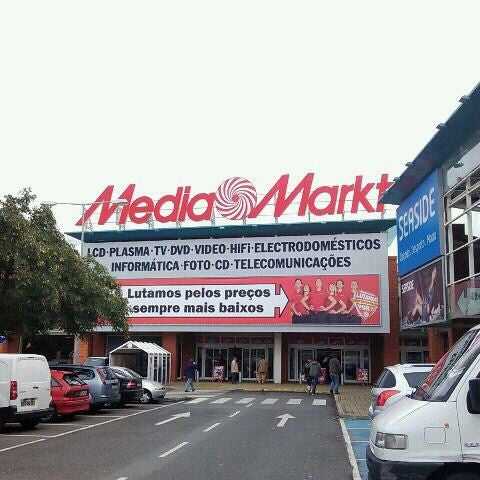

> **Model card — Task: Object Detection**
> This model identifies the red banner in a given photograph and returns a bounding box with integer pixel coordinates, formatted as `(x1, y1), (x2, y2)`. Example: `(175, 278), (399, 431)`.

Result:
(119, 274), (380, 326)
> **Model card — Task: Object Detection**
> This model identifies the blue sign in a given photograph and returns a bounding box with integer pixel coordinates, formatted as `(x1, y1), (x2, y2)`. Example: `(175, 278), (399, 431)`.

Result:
(397, 170), (443, 276)
(0, 336), (6, 345)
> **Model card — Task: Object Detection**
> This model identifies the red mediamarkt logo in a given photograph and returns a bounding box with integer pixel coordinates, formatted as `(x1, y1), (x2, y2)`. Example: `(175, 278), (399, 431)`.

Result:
(76, 173), (392, 226)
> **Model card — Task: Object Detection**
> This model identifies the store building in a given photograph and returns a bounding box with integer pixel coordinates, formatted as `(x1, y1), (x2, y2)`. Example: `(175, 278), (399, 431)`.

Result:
(381, 81), (480, 362)
(65, 218), (400, 384)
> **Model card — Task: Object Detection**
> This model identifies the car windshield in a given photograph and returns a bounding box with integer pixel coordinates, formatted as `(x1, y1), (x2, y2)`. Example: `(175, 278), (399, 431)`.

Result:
(413, 329), (480, 402)
(120, 367), (142, 379)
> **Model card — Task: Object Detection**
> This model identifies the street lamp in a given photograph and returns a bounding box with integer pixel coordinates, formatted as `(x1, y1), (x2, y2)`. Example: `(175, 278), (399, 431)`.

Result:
(41, 198), (128, 363)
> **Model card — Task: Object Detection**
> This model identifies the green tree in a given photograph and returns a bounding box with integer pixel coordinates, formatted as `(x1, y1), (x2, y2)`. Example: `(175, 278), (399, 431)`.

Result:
(0, 189), (130, 339)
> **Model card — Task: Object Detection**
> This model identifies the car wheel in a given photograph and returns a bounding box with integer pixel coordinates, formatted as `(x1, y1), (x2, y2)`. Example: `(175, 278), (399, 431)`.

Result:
(140, 390), (153, 404)
(444, 472), (480, 480)
(42, 406), (57, 423)
(20, 419), (40, 429)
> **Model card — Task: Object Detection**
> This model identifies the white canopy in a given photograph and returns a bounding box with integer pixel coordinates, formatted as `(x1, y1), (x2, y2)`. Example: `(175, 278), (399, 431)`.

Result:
(109, 341), (171, 384)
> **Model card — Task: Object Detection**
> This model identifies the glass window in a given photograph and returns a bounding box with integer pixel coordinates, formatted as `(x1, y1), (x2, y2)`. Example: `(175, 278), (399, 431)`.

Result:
(450, 212), (469, 250)
(471, 208), (480, 241)
(374, 369), (396, 388)
(445, 140), (480, 190)
(403, 371), (430, 388)
(72, 368), (95, 380)
(63, 374), (84, 386)
(51, 377), (61, 387)
(450, 245), (470, 281)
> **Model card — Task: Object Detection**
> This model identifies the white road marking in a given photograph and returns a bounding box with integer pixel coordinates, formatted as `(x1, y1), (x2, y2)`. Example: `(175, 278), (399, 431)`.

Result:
(186, 397), (210, 404)
(246, 403), (254, 408)
(286, 399), (302, 405)
(0, 438), (46, 453)
(203, 423), (221, 432)
(40, 423), (93, 427)
(229, 411), (241, 417)
(313, 399), (327, 406)
(0, 402), (185, 454)
(261, 398), (278, 405)
(236, 397), (255, 404)
(159, 442), (189, 458)
(339, 418), (362, 480)
(81, 415), (125, 418)
(155, 412), (190, 426)
(276, 414), (295, 428)
(116, 477), (128, 480)
(210, 397), (232, 404)
(0, 434), (55, 438)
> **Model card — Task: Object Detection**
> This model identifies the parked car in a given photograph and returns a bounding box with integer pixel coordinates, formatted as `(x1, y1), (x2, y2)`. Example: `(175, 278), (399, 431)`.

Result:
(110, 366), (167, 403)
(50, 365), (120, 411)
(0, 354), (53, 429)
(109, 366), (143, 406)
(82, 357), (109, 367)
(45, 370), (90, 421)
(368, 363), (434, 419)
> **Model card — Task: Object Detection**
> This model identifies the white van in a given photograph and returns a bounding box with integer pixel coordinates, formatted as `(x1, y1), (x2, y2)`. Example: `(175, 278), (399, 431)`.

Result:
(0, 354), (52, 428)
(368, 325), (480, 480)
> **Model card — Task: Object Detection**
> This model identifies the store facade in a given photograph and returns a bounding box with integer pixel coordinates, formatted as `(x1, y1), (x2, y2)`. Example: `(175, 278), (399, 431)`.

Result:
(382, 81), (480, 360)
(68, 218), (399, 384)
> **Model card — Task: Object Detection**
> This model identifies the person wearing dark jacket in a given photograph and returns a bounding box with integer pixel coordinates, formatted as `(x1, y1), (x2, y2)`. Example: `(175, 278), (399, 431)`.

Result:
(184, 359), (198, 392)
(308, 359), (321, 395)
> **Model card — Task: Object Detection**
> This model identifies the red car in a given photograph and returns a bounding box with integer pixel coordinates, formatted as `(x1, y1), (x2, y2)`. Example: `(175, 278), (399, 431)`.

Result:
(47, 370), (90, 420)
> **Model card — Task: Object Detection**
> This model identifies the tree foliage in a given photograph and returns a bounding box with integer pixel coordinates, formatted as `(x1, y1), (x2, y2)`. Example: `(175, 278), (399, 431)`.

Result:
(0, 189), (130, 338)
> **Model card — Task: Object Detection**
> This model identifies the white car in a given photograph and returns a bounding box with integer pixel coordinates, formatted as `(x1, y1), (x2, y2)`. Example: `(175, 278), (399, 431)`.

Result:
(368, 363), (434, 419)
(139, 378), (167, 404)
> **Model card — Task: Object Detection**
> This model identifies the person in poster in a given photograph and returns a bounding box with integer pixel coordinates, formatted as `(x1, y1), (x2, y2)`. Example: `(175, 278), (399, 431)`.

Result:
(309, 278), (328, 313)
(290, 278), (304, 321)
(334, 279), (348, 314)
(345, 280), (360, 315)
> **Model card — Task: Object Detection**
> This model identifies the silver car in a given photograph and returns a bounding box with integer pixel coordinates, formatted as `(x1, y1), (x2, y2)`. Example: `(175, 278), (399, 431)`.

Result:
(110, 366), (167, 404)
(50, 365), (121, 411)
(368, 363), (434, 419)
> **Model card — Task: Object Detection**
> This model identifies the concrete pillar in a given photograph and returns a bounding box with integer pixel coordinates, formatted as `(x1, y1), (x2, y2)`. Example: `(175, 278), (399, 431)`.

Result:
(162, 332), (177, 384)
(274, 332), (282, 384)
(77, 337), (91, 364)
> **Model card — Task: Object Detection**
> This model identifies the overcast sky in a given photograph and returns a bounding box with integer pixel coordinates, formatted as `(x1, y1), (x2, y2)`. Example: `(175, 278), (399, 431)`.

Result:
(1, 1), (479, 236)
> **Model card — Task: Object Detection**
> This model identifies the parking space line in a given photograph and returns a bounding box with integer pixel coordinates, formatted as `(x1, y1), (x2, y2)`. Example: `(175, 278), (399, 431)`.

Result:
(0, 434), (55, 438)
(339, 418), (361, 480)
(0, 438), (46, 453)
(40, 423), (93, 427)
(116, 477), (128, 480)
(203, 423), (221, 432)
(159, 441), (189, 458)
(81, 415), (126, 418)
(0, 402), (185, 454)
(246, 403), (254, 408)
(229, 411), (241, 417)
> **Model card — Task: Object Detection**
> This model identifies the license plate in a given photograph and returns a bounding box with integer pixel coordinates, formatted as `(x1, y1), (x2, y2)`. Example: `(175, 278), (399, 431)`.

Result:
(21, 398), (36, 407)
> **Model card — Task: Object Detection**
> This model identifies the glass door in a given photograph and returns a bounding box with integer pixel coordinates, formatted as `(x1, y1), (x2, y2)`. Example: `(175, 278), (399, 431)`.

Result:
(242, 347), (268, 380)
(343, 350), (360, 383)
(205, 348), (228, 379)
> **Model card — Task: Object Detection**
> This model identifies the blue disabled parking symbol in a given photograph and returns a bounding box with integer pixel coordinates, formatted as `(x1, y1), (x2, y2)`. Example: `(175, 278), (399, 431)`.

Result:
(0, 336), (6, 344)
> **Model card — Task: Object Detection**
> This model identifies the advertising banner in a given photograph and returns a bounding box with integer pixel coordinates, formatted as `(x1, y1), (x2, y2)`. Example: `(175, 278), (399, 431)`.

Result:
(86, 232), (388, 329)
(400, 258), (445, 329)
(397, 170), (443, 276)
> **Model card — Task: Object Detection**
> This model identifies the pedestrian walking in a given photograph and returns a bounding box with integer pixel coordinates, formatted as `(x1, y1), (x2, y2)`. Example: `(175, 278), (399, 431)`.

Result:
(184, 358), (198, 392)
(329, 354), (342, 394)
(231, 356), (239, 384)
(308, 358), (321, 395)
(303, 359), (312, 393)
(256, 357), (268, 384)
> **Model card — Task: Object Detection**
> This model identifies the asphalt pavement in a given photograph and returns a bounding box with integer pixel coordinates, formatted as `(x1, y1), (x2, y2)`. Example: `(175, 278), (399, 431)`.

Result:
(0, 392), (353, 480)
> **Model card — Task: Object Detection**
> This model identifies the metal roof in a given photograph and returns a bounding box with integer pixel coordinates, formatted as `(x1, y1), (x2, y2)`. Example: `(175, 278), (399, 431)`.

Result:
(109, 341), (170, 356)
(66, 219), (396, 243)
(381, 82), (480, 205)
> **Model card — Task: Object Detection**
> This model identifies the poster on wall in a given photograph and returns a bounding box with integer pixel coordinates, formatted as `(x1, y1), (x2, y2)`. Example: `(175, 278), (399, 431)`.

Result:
(400, 258), (445, 329)
(85, 232), (388, 329)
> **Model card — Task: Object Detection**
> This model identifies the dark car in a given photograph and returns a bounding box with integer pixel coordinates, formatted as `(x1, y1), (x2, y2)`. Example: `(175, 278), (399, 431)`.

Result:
(110, 366), (143, 406)
(50, 365), (121, 411)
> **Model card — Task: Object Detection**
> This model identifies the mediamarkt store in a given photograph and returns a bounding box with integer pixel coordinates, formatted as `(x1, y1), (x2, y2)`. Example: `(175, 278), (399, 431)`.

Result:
(66, 173), (401, 384)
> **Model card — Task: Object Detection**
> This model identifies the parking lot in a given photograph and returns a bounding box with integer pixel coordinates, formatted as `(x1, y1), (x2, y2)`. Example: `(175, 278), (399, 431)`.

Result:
(0, 392), (353, 480)
(0, 402), (179, 453)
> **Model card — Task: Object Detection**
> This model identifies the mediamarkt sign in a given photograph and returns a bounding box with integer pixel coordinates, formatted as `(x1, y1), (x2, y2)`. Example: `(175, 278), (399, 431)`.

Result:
(77, 173), (392, 226)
